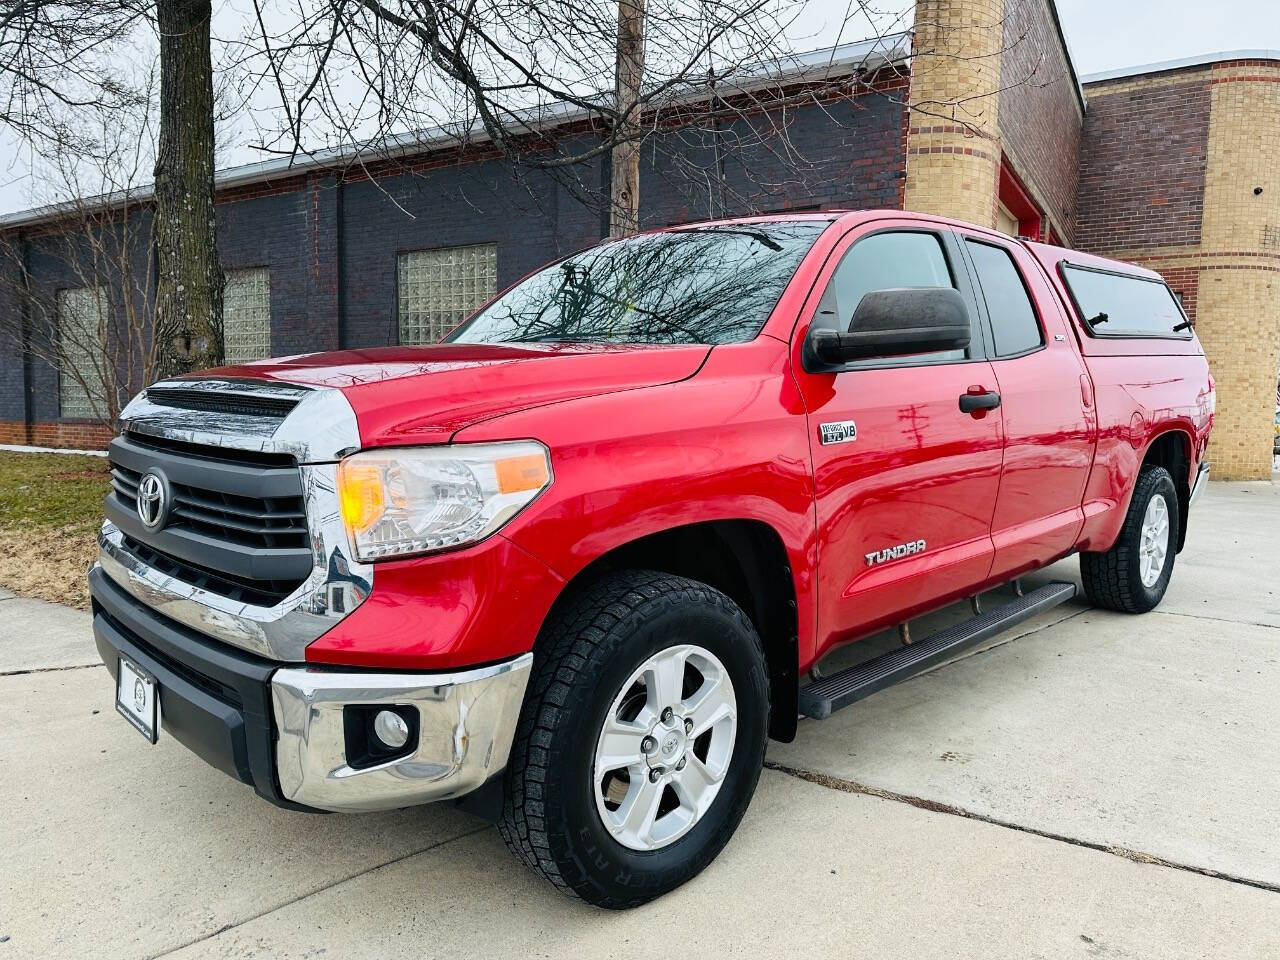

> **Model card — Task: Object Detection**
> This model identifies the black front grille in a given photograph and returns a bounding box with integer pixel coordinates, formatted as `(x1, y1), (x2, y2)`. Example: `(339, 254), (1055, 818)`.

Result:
(106, 430), (314, 606)
(112, 463), (309, 550)
(144, 386), (301, 419)
(121, 535), (301, 607)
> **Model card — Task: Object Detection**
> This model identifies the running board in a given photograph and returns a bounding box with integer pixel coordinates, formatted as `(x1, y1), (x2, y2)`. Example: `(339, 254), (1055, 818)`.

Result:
(798, 581), (1077, 720)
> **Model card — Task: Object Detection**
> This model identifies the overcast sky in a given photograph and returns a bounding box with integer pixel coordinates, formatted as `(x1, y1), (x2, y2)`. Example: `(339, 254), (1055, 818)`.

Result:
(1, 1), (1278, 217)
(1056, 0), (1280, 75)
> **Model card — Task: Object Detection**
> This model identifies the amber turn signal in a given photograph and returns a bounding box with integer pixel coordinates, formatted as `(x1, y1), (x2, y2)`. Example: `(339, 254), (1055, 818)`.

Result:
(338, 461), (387, 533)
(495, 454), (551, 494)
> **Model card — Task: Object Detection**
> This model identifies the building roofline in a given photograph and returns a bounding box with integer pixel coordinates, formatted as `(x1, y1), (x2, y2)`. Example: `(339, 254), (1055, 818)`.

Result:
(1045, 0), (1088, 114)
(0, 31), (911, 232)
(1081, 49), (1280, 85)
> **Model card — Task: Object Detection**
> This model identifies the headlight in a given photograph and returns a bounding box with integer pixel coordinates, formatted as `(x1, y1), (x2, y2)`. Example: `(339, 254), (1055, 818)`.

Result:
(337, 441), (552, 561)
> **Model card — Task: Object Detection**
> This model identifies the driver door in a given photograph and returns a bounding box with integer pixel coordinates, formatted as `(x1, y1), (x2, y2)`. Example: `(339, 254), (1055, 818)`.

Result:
(789, 219), (1004, 664)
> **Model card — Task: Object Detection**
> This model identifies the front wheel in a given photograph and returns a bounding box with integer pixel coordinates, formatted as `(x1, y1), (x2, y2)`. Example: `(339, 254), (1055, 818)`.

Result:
(498, 570), (769, 908)
(1081, 464), (1179, 613)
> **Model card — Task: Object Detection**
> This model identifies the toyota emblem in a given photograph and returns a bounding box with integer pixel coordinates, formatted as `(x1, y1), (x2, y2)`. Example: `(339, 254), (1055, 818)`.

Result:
(135, 470), (169, 531)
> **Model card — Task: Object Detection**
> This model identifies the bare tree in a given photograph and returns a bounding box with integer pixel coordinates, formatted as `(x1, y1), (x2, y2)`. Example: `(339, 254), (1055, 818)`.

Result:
(0, 1), (146, 150)
(152, 0), (222, 377)
(238, 0), (896, 236)
(1, 0), (224, 373)
(610, 0), (646, 235)
(0, 0), (1048, 382)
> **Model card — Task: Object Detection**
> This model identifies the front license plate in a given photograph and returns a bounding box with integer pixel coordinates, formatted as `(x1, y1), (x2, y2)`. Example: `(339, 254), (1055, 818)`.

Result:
(116, 656), (159, 744)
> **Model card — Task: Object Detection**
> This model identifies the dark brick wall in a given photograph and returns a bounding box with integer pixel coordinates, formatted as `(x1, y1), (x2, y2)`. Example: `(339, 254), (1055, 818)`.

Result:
(218, 181), (340, 357)
(337, 153), (593, 349)
(333, 86), (906, 349)
(1000, 0), (1083, 241)
(0, 249), (25, 422)
(639, 83), (908, 228)
(11, 216), (156, 428)
(23, 232), (90, 425)
(1075, 68), (1213, 253)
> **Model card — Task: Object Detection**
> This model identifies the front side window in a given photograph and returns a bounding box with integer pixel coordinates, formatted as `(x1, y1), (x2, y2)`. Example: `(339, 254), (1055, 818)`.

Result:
(448, 222), (828, 346)
(399, 244), (498, 345)
(965, 240), (1043, 357)
(57, 286), (108, 419)
(1062, 265), (1190, 338)
(224, 268), (272, 363)
(814, 230), (966, 363)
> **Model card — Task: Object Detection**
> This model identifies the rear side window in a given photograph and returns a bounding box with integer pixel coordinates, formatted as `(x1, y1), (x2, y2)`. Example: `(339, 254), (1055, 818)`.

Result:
(965, 240), (1043, 357)
(1061, 265), (1190, 338)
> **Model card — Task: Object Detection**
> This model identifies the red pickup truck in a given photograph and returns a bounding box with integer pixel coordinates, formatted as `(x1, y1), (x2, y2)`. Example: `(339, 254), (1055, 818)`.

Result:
(92, 210), (1213, 908)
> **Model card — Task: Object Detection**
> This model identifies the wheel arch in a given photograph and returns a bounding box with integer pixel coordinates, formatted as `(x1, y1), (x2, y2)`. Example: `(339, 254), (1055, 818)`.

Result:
(538, 519), (801, 743)
(1141, 428), (1194, 552)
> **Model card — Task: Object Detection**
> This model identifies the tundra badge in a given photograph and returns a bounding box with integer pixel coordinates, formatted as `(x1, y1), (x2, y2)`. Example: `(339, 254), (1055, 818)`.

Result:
(865, 539), (927, 566)
(819, 420), (857, 445)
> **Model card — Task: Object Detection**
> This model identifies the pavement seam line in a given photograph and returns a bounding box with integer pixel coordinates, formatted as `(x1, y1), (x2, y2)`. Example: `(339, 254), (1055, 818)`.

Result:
(1153, 608), (1280, 631)
(147, 824), (491, 959)
(764, 761), (1280, 896)
(0, 663), (102, 677)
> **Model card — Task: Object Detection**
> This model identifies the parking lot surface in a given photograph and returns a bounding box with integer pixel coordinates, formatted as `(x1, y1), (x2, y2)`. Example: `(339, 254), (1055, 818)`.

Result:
(2, 481), (1278, 959)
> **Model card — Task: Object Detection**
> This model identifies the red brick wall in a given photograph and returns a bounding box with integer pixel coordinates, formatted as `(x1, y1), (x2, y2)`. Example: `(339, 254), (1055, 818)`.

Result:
(999, 0), (1083, 242)
(1156, 265), (1201, 324)
(0, 420), (114, 450)
(1075, 68), (1213, 253)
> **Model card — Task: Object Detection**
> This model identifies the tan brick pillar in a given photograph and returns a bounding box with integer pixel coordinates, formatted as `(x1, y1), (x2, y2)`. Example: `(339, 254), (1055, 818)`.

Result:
(1196, 61), (1280, 480)
(903, 0), (1005, 227)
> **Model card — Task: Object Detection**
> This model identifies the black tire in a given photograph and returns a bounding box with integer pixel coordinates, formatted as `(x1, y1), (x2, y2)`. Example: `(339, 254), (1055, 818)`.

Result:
(1081, 464), (1179, 613)
(497, 569), (770, 908)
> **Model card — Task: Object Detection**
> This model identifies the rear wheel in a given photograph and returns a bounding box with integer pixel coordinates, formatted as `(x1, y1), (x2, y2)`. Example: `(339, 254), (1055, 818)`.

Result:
(1081, 464), (1178, 613)
(498, 569), (769, 908)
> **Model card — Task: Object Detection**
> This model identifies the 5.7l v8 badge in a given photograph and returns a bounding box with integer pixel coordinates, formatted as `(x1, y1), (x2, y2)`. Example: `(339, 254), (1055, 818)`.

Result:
(819, 420), (857, 445)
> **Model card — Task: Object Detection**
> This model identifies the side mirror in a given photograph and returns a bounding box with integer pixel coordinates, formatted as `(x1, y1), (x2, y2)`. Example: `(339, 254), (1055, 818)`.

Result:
(803, 286), (971, 372)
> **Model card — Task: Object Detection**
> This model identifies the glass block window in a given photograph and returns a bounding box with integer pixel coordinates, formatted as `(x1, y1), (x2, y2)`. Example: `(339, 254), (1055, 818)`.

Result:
(224, 268), (272, 363)
(57, 286), (108, 420)
(397, 244), (497, 344)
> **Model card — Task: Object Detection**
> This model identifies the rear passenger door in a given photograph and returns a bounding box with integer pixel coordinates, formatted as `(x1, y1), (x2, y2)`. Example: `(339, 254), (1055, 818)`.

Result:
(956, 232), (1097, 581)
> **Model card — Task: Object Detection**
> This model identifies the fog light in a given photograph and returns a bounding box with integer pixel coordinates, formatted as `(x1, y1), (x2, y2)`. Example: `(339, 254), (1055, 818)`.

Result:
(373, 709), (410, 749)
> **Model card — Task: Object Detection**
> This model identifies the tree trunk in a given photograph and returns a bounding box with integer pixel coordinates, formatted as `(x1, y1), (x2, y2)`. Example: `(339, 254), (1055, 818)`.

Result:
(609, 0), (646, 237)
(152, 0), (222, 379)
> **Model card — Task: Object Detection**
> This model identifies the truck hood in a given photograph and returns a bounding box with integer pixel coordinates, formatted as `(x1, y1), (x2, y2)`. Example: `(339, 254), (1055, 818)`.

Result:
(201, 342), (711, 446)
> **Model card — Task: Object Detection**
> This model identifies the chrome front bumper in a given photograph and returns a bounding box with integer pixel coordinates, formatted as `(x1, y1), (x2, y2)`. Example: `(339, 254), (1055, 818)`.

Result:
(271, 654), (533, 813)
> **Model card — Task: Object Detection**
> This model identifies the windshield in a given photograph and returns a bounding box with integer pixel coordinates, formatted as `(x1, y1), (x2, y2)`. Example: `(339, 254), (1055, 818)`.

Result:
(446, 221), (829, 346)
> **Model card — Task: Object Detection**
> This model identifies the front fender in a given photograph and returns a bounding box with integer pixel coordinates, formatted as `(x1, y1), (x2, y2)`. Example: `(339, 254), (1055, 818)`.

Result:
(453, 338), (821, 664)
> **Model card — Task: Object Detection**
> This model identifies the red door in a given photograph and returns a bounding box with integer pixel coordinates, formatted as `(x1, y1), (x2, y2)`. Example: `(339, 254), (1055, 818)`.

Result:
(954, 231), (1097, 580)
(788, 219), (1005, 667)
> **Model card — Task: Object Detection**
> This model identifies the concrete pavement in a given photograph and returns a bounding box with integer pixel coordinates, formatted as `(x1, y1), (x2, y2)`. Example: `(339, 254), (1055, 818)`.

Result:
(2, 481), (1278, 958)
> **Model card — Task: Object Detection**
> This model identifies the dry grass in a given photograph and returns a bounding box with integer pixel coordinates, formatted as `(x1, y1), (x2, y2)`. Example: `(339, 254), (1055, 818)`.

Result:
(0, 451), (111, 609)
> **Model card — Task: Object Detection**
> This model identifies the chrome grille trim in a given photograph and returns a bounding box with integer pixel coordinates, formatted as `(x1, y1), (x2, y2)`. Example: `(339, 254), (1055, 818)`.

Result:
(95, 382), (372, 662)
(121, 379), (362, 463)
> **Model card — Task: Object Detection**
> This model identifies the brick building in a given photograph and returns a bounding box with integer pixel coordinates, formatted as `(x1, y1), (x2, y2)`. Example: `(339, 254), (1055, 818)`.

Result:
(1, 0), (1277, 479)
